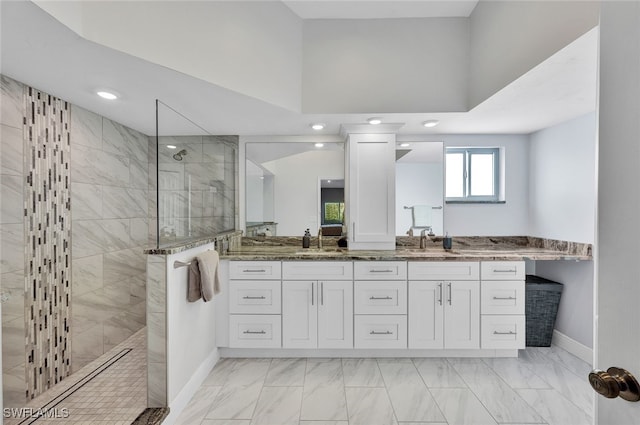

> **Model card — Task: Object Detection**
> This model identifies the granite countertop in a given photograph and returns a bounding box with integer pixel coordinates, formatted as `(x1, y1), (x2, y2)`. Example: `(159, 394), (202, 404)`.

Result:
(221, 236), (592, 261)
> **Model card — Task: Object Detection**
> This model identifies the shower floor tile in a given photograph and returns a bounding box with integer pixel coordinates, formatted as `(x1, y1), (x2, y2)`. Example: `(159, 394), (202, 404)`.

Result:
(4, 328), (147, 425)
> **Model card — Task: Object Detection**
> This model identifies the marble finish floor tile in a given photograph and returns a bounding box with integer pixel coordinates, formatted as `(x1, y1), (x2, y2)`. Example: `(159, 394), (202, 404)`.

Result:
(378, 360), (446, 422)
(449, 358), (545, 424)
(300, 381), (348, 421)
(342, 358), (384, 387)
(345, 387), (397, 425)
(175, 344), (592, 425)
(265, 358), (307, 386)
(174, 386), (222, 425)
(250, 386), (303, 425)
(206, 384), (263, 420)
(202, 358), (237, 386)
(431, 388), (498, 425)
(519, 351), (593, 413)
(482, 357), (551, 389)
(413, 358), (467, 388)
(517, 389), (592, 425)
(298, 422), (349, 425)
(224, 358), (271, 388)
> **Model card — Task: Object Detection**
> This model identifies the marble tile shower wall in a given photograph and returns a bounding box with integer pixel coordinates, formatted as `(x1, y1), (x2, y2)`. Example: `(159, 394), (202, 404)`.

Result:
(1, 75), (28, 406)
(70, 105), (149, 372)
(157, 135), (237, 246)
(2, 73), (151, 407)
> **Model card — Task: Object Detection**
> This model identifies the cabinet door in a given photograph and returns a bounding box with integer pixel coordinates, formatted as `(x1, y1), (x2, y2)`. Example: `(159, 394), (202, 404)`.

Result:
(317, 281), (353, 349)
(282, 281), (317, 348)
(347, 134), (395, 248)
(444, 281), (480, 349)
(408, 281), (444, 349)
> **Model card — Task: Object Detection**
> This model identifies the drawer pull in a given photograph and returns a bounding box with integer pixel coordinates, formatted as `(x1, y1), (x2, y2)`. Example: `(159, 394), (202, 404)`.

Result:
(370, 330), (393, 335)
(243, 330), (266, 335)
(369, 269), (394, 273)
(369, 296), (393, 300)
(492, 269), (517, 273)
(243, 296), (266, 300)
(242, 269), (267, 273)
(492, 296), (517, 300)
(493, 330), (517, 335)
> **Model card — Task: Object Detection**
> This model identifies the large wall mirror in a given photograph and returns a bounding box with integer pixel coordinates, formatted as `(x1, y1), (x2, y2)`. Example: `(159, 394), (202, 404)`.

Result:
(395, 141), (444, 236)
(245, 140), (444, 238)
(245, 142), (345, 236)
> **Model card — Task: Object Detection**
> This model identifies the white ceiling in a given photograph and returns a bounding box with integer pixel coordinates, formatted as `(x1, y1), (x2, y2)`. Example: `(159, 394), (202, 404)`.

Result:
(0, 1), (597, 138)
(282, 0), (479, 19)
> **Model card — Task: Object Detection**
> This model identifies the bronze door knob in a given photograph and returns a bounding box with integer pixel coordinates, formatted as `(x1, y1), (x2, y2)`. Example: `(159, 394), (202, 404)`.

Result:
(589, 367), (640, 402)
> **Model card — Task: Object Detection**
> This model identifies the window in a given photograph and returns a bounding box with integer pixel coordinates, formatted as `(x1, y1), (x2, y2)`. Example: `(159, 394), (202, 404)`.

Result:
(445, 147), (501, 202)
(323, 202), (344, 224)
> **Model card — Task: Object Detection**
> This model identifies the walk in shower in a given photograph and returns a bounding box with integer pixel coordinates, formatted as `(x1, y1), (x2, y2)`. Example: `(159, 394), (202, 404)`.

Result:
(0, 72), (238, 423)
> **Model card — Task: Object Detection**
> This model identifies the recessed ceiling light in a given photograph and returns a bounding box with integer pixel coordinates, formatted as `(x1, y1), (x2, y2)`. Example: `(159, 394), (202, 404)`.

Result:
(315, 143), (324, 148)
(96, 91), (118, 100)
(311, 123), (325, 130)
(166, 145), (177, 149)
(367, 117), (382, 125)
(400, 143), (410, 148)
(422, 119), (440, 128)
(327, 180), (332, 183)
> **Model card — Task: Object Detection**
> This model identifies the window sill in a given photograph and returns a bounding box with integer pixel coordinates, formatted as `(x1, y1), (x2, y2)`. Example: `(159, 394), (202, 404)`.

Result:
(445, 200), (506, 204)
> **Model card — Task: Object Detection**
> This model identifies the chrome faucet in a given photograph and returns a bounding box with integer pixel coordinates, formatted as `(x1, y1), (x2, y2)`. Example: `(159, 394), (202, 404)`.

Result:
(318, 227), (323, 249)
(419, 228), (431, 249)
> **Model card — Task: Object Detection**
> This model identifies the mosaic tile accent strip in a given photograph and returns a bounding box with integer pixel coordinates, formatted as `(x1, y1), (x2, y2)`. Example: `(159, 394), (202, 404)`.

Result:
(23, 86), (72, 400)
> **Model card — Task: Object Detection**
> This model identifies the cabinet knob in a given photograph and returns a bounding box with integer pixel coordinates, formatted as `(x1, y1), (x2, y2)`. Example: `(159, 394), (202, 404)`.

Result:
(589, 367), (640, 402)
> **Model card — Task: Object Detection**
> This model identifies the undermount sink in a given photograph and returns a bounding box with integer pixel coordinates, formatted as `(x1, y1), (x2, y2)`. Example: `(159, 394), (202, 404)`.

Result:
(295, 248), (344, 255)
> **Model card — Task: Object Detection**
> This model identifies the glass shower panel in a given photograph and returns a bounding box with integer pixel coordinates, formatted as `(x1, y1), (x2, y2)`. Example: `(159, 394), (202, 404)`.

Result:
(155, 101), (237, 247)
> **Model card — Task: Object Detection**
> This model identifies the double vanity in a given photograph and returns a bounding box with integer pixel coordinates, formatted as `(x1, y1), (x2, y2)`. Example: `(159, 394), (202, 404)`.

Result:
(214, 237), (590, 358)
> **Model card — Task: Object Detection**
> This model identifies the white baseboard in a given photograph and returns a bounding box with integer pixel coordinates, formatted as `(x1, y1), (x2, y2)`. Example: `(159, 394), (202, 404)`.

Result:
(219, 347), (519, 358)
(552, 330), (593, 365)
(161, 348), (220, 425)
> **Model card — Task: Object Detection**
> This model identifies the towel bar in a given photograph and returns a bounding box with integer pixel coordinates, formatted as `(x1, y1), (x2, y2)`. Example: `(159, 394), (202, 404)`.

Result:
(173, 260), (192, 269)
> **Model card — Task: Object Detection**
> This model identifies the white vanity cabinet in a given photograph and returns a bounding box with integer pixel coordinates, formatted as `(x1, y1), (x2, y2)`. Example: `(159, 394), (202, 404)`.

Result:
(354, 261), (407, 348)
(346, 133), (396, 250)
(282, 262), (353, 349)
(228, 261), (282, 348)
(408, 262), (480, 349)
(480, 261), (526, 349)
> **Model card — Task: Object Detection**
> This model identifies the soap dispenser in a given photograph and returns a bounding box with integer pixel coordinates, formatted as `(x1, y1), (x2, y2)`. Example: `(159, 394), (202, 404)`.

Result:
(302, 229), (311, 248)
(443, 232), (452, 250)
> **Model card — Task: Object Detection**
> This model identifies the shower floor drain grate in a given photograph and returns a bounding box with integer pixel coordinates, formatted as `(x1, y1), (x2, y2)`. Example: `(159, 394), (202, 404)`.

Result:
(14, 348), (133, 425)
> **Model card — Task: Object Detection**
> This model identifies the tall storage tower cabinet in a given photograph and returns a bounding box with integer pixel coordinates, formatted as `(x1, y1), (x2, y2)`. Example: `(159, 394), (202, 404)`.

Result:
(345, 133), (396, 250)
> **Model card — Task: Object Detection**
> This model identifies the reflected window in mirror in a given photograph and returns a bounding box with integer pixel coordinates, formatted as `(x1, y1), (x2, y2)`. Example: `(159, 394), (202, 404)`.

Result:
(395, 142), (444, 236)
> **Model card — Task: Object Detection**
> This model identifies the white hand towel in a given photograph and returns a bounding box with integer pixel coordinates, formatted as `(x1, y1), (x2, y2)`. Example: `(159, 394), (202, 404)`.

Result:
(196, 250), (220, 302)
(412, 205), (432, 227)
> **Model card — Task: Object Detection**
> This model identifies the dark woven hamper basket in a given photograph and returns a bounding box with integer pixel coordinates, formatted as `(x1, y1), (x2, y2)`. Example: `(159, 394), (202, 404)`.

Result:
(525, 275), (563, 347)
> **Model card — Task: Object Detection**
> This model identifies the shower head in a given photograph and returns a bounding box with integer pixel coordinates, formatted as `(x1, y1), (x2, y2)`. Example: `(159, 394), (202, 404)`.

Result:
(173, 149), (187, 161)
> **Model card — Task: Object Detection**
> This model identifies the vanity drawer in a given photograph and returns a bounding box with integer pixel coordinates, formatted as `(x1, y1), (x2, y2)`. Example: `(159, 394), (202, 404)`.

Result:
(354, 261), (407, 280)
(229, 315), (281, 348)
(354, 315), (407, 348)
(408, 261), (479, 281)
(229, 261), (282, 280)
(282, 261), (353, 280)
(481, 315), (525, 349)
(481, 281), (525, 315)
(354, 281), (407, 315)
(229, 281), (281, 314)
(481, 261), (525, 280)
